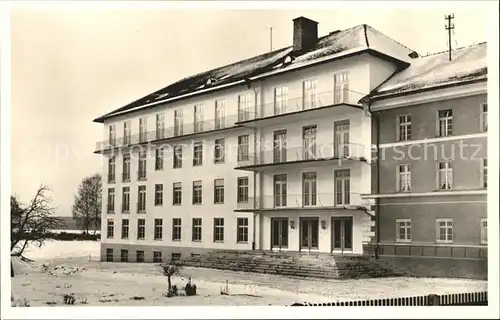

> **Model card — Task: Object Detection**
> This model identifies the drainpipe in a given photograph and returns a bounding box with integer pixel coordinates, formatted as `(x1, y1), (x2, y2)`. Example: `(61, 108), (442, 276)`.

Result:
(367, 99), (381, 260)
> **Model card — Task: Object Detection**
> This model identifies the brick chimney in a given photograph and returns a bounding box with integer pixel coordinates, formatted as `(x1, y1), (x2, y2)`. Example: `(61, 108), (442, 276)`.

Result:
(293, 17), (318, 52)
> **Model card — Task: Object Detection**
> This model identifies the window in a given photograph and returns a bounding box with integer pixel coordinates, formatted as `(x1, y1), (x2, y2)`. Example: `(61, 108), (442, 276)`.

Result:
(273, 130), (287, 163)
(214, 138), (225, 164)
(480, 219), (487, 244)
(108, 124), (116, 146)
(273, 174), (287, 207)
(192, 181), (202, 205)
(238, 92), (252, 121)
(483, 158), (487, 188)
(438, 162), (452, 190)
(192, 218), (202, 242)
(215, 100), (226, 129)
(334, 72), (349, 104)
(154, 218), (163, 240)
(396, 219), (411, 242)
(106, 248), (113, 262)
(171, 253), (181, 262)
(155, 148), (164, 170)
(237, 218), (249, 243)
(122, 187), (130, 213)
(139, 117), (147, 143)
(153, 251), (162, 263)
(237, 177), (249, 203)
(154, 184), (163, 206)
(173, 182), (182, 205)
(107, 188), (115, 213)
(156, 113), (165, 140)
(137, 219), (146, 240)
(398, 115), (412, 142)
(238, 135), (249, 161)
(136, 250), (145, 262)
(107, 219), (114, 239)
(174, 109), (183, 136)
(173, 145), (182, 168)
(335, 170), (351, 205)
(481, 103), (487, 132)
(214, 179), (224, 204)
(398, 164), (411, 192)
(194, 104), (204, 133)
(120, 249), (128, 262)
(436, 219), (453, 243)
(193, 142), (203, 166)
(137, 185), (146, 212)
(438, 109), (453, 137)
(334, 120), (350, 158)
(122, 154), (131, 182)
(303, 79), (317, 109)
(213, 218), (224, 242)
(274, 86), (288, 115)
(172, 218), (182, 241)
(123, 121), (131, 145)
(302, 172), (317, 206)
(108, 157), (116, 183)
(138, 151), (147, 180)
(121, 219), (129, 239)
(303, 125), (317, 160)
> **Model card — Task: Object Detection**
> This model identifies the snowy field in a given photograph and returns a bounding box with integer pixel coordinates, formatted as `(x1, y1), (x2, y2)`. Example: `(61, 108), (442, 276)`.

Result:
(11, 241), (487, 307)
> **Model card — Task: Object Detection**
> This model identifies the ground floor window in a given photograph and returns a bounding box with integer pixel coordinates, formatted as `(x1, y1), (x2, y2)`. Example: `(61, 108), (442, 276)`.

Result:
(171, 253), (181, 263)
(481, 218), (487, 244)
(136, 250), (145, 262)
(271, 218), (289, 249)
(214, 218), (224, 242)
(396, 219), (411, 242)
(106, 248), (113, 262)
(436, 219), (453, 243)
(153, 251), (162, 263)
(120, 249), (128, 262)
(237, 218), (248, 243)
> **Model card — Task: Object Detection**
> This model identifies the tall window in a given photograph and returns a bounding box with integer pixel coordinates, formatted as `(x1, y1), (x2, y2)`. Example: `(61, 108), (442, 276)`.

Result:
(237, 218), (249, 243)
(214, 179), (224, 204)
(302, 172), (317, 206)
(106, 248), (114, 262)
(334, 120), (350, 158)
(193, 142), (203, 166)
(238, 135), (249, 161)
(194, 104), (204, 133)
(120, 249), (128, 262)
(154, 218), (163, 240)
(214, 138), (225, 164)
(396, 219), (411, 242)
(303, 125), (317, 160)
(121, 219), (129, 239)
(136, 251), (145, 263)
(155, 148), (164, 170)
(238, 92), (252, 121)
(156, 113), (165, 140)
(139, 117), (147, 143)
(107, 219), (114, 239)
(123, 121), (131, 145)
(215, 100), (226, 129)
(138, 151), (147, 180)
(237, 177), (249, 203)
(398, 115), (412, 142)
(483, 158), (487, 188)
(438, 162), (452, 190)
(273, 174), (287, 207)
(173, 145), (182, 168)
(108, 124), (116, 146)
(192, 218), (202, 242)
(137, 219), (145, 240)
(335, 169), (350, 205)
(172, 182), (182, 205)
(174, 109), (183, 136)
(137, 185), (146, 212)
(153, 251), (162, 263)
(480, 218), (487, 244)
(107, 188), (115, 213)
(334, 72), (349, 104)
(122, 187), (130, 213)
(122, 154), (131, 182)
(274, 86), (288, 115)
(172, 218), (182, 241)
(108, 157), (116, 183)
(436, 219), (453, 243)
(481, 103), (487, 132)
(154, 184), (163, 206)
(192, 181), (202, 205)
(273, 130), (287, 163)
(398, 164), (411, 192)
(438, 109), (453, 137)
(213, 218), (224, 242)
(303, 79), (317, 110)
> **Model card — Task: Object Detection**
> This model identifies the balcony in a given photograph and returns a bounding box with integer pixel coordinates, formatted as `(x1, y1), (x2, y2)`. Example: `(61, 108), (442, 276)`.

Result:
(236, 142), (368, 171)
(235, 192), (365, 212)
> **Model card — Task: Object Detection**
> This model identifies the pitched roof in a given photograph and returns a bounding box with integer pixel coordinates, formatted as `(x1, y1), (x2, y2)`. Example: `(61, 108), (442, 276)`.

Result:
(365, 42), (487, 101)
(94, 24), (415, 123)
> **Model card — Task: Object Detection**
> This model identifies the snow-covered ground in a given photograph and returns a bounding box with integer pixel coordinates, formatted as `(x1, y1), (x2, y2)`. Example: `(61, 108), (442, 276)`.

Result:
(11, 241), (487, 307)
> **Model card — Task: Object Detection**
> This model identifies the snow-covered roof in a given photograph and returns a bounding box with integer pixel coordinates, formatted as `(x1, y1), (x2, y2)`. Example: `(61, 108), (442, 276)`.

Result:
(367, 42), (487, 101)
(94, 24), (415, 123)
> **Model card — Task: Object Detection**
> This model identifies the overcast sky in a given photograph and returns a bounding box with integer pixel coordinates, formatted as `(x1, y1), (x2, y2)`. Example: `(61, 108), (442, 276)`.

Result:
(10, 2), (492, 216)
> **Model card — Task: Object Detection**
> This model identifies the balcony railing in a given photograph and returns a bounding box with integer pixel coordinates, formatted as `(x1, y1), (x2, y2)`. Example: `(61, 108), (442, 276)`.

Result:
(236, 142), (368, 168)
(236, 193), (365, 211)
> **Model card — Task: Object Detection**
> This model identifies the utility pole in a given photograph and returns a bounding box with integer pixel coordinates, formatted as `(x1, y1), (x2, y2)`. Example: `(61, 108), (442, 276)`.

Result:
(270, 27), (273, 52)
(445, 14), (455, 61)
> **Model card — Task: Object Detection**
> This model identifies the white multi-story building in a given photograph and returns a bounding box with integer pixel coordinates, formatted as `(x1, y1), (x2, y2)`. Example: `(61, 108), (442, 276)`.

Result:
(94, 17), (416, 262)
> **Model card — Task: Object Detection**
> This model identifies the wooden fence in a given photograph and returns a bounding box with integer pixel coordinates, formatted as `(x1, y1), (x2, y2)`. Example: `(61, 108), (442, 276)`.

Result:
(291, 291), (488, 306)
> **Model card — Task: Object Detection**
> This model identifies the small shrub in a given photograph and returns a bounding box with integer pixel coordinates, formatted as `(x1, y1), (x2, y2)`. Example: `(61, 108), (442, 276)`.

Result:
(131, 296), (145, 300)
(63, 294), (76, 305)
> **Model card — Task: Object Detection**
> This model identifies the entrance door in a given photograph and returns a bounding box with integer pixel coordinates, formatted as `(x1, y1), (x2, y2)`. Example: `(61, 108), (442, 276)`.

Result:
(271, 218), (289, 250)
(331, 217), (353, 252)
(300, 217), (319, 251)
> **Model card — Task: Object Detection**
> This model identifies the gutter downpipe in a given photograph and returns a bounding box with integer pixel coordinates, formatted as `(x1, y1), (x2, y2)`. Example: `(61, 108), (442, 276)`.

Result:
(367, 98), (380, 260)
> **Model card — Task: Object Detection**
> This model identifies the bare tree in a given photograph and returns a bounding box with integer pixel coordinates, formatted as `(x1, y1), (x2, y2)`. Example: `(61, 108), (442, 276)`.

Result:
(72, 174), (102, 234)
(161, 264), (180, 297)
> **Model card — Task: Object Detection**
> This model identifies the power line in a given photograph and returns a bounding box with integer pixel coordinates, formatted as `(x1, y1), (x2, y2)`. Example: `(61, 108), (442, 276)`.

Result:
(445, 14), (455, 61)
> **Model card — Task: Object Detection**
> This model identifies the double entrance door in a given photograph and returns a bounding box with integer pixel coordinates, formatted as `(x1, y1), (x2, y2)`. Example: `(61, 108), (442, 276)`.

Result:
(331, 217), (353, 252)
